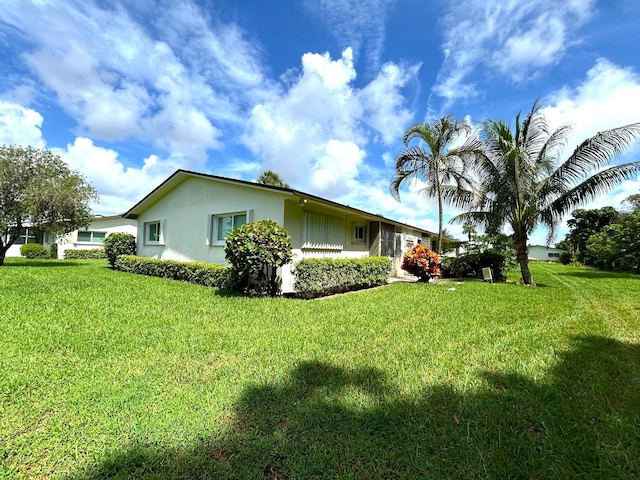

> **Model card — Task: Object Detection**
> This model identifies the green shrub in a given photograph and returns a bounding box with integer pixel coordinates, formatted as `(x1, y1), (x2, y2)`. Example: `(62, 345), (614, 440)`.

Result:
(224, 220), (292, 296)
(20, 243), (48, 259)
(441, 250), (515, 281)
(64, 248), (106, 259)
(103, 232), (136, 268)
(49, 242), (58, 259)
(293, 256), (392, 298)
(115, 255), (229, 289)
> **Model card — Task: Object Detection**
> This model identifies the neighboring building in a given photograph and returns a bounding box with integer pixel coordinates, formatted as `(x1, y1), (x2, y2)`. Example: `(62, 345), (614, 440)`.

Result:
(123, 169), (442, 293)
(528, 245), (567, 262)
(3, 226), (55, 257)
(57, 215), (138, 259)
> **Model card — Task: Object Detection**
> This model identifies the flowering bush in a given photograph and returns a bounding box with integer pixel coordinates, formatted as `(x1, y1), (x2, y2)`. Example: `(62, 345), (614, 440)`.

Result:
(401, 243), (440, 282)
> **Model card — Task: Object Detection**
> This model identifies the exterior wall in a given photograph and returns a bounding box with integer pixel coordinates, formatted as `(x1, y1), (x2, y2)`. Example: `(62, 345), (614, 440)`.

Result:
(135, 177), (287, 265)
(528, 245), (567, 262)
(58, 217), (138, 259)
(5, 229), (54, 257)
(281, 199), (371, 293)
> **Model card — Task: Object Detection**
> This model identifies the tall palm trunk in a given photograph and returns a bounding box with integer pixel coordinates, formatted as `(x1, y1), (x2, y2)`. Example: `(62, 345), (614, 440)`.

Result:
(436, 164), (443, 254)
(514, 236), (535, 285)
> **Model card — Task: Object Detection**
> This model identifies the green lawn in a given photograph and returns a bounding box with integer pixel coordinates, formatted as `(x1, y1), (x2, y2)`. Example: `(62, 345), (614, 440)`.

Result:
(1, 259), (639, 479)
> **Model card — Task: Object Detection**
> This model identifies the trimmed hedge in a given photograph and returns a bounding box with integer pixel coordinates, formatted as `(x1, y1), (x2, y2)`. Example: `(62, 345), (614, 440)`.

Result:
(64, 248), (106, 259)
(114, 255), (229, 289)
(293, 256), (392, 299)
(20, 243), (48, 259)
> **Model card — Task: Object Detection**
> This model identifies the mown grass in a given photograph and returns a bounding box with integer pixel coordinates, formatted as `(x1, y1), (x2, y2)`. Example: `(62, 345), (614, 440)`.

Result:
(1, 258), (639, 479)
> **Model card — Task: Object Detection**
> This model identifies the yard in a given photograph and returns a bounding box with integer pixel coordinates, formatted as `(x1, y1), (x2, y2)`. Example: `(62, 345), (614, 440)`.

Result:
(1, 259), (639, 479)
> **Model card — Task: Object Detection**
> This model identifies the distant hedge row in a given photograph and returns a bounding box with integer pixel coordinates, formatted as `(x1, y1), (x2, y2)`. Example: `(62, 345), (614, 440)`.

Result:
(293, 256), (392, 299)
(114, 255), (229, 289)
(64, 248), (106, 259)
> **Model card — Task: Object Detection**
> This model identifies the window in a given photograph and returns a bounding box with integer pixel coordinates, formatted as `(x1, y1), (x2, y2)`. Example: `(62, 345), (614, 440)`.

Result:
(144, 220), (165, 245)
(13, 227), (43, 245)
(302, 212), (344, 249)
(548, 252), (560, 258)
(353, 223), (366, 243)
(208, 210), (252, 245)
(77, 231), (106, 243)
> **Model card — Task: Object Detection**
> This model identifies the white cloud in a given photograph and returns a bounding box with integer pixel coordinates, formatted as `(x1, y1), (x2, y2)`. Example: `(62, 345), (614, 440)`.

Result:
(434, 0), (595, 106)
(53, 137), (179, 215)
(0, 0), (270, 161)
(0, 101), (45, 147)
(243, 48), (417, 197)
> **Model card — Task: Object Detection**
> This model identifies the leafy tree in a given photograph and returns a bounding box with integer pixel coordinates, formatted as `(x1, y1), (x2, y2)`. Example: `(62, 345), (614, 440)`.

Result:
(0, 145), (98, 266)
(103, 232), (137, 268)
(256, 170), (289, 188)
(224, 220), (292, 296)
(621, 192), (640, 211)
(565, 207), (620, 262)
(451, 101), (640, 285)
(390, 115), (482, 254)
(584, 209), (640, 273)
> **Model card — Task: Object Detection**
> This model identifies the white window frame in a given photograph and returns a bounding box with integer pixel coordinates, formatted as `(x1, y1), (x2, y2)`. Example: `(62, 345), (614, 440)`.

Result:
(207, 210), (253, 246)
(144, 220), (165, 245)
(76, 230), (107, 244)
(353, 223), (367, 243)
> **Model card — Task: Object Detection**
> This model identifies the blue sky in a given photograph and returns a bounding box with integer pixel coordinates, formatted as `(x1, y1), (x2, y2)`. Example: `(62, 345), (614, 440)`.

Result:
(1, 0), (639, 244)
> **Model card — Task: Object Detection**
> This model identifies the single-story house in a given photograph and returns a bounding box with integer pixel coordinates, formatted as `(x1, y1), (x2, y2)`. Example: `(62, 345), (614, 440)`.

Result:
(123, 169), (444, 293)
(4, 216), (137, 259)
(3, 226), (56, 258)
(528, 245), (567, 262)
(57, 215), (138, 259)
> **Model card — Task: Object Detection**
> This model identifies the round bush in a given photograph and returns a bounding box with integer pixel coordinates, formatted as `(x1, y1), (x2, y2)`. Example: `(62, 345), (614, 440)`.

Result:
(20, 243), (48, 259)
(224, 220), (292, 296)
(103, 232), (137, 267)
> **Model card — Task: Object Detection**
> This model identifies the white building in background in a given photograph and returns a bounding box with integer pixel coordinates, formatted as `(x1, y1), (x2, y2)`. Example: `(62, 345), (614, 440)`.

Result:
(528, 245), (567, 262)
(4, 216), (137, 259)
(57, 215), (138, 259)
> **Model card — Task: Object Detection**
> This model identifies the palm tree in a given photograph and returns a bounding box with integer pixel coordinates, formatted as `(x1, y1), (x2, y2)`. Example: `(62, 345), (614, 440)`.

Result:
(390, 115), (482, 254)
(462, 221), (476, 242)
(257, 170), (289, 188)
(452, 100), (640, 285)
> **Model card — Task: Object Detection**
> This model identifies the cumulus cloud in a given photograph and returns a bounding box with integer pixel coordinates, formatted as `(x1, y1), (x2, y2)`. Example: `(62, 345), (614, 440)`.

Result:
(0, 101), (45, 147)
(243, 48), (417, 197)
(434, 0), (595, 106)
(0, 0), (269, 162)
(541, 59), (640, 204)
(53, 137), (179, 215)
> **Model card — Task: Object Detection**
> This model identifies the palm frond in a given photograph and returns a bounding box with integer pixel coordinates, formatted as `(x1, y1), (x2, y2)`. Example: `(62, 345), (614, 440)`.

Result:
(551, 122), (640, 184)
(547, 161), (640, 219)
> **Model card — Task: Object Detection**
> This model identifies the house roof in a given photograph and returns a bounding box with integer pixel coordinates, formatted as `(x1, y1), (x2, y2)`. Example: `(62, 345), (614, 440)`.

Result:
(123, 169), (447, 239)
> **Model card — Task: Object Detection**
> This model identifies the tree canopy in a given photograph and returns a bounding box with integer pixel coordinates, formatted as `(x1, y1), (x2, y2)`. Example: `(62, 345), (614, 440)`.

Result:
(256, 170), (289, 188)
(451, 101), (640, 285)
(0, 145), (98, 265)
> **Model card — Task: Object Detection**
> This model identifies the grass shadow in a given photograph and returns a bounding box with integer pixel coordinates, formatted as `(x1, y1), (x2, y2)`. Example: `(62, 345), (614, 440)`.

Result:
(69, 336), (640, 479)
(557, 269), (639, 280)
(2, 259), (82, 267)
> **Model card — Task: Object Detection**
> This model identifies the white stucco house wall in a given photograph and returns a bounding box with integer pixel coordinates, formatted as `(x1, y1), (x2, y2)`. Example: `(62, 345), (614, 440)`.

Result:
(123, 169), (443, 293)
(528, 245), (567, 262)
(57, 215), (138, 259)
